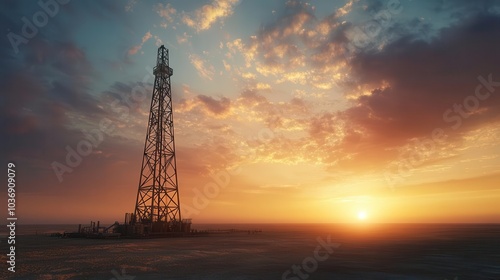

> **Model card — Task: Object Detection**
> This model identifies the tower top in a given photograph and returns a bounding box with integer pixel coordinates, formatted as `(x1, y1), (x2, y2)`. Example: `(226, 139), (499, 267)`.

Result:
(153, 45), (173, 77)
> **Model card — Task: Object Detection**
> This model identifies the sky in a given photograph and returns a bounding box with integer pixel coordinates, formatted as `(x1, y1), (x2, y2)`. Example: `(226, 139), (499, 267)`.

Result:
(1, 0), (500, 224)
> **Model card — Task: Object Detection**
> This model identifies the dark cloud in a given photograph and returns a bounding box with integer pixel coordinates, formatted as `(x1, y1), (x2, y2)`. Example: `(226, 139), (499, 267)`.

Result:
(236, 9), (500, 172)
(51, 81), (103, 114)
(102, 81), (153, 114)
(196, 95), (231, 116)
(0, 18), (112, 194)
(309, 113), (341, 142)
(346, 12), (500, 149)
(240, 89), (268, 105)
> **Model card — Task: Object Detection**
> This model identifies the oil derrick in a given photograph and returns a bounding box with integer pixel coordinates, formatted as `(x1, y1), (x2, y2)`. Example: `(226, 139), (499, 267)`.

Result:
(133, 45), (182, 233)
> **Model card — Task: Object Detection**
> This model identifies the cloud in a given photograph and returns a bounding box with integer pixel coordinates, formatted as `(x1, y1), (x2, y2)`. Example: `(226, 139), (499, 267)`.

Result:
(336, 0), (355, 17)
(233, 90), (310, 134)
(198, 11), (500, 173)
(177, 94), (231, 118)
(155, 3), (177, 28)
(127, 31), (152, 55)
(256, 82), (271, 90)
(345, 13), (500, 147)
(182, 0), (239, 32)
(154, 35), (163, 47)
(265, 11), (500, 171)
(177, 142), (240, 176)
(138, 31), (153, 48)
(223, 0), (355, 90)
(177, 32), (191, 44)
(0, 38), (108, 182)
(189, 54), (215, 80)
(197, 95), (232, 116)
(0, 31), (161, 206)
(201, 2), (500, 174)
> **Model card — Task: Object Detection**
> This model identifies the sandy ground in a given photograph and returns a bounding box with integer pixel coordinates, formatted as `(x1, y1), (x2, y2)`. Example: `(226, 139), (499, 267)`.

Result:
(1, 224), (499, 279)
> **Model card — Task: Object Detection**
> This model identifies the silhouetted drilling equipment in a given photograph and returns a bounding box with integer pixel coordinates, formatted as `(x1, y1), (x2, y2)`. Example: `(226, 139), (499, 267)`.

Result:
(67, 46), (191, 238)
(118, 45), (191, 237)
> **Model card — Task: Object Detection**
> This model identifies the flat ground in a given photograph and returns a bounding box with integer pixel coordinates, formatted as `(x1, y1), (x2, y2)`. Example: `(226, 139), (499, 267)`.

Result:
(2, 224), (499, 279)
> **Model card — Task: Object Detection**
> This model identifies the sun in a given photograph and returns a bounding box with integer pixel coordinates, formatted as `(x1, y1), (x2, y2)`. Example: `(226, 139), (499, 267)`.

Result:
(357, 210), (368, 221)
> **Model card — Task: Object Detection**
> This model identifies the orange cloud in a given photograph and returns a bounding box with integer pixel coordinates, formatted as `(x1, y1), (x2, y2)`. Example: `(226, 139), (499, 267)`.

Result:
(182, 0), (239, 32)
(177, 93), (232, 119)
(127, 31), (152, 55)
(155, 3), (176, 28)
(176, 32), (191, 44)
(189, 54), (215, 80)
(197, 95), (231, 116)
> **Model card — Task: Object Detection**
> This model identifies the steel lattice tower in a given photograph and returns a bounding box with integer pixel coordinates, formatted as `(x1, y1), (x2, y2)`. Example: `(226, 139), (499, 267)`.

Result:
(133, 45), (181, 233)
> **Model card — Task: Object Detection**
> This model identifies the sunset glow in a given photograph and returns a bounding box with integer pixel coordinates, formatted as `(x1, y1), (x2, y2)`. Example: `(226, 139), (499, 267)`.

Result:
(2, 0), (500, 225)
(357, 211), (367, 221)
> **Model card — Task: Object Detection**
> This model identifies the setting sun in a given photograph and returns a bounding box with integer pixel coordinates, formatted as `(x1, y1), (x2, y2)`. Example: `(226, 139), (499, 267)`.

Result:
(357, 211), (368, 221)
